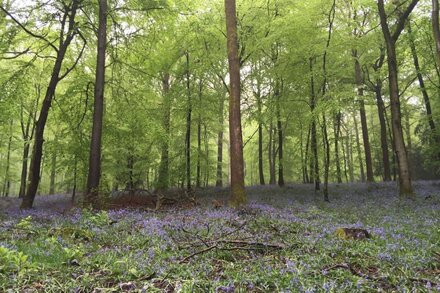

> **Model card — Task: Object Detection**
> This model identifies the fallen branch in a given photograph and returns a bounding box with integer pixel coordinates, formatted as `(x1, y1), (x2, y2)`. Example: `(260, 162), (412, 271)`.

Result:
(179, 244), (218, 263)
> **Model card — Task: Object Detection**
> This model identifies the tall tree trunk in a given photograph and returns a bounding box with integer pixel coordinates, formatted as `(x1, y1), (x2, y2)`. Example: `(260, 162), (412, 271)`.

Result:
(216, 92), (224, 187)
(255, 89), (265, 185)
(86, 0), (107, 205)
(353, 113), (365, 182)
(2, 119), (13, 197)
(353, 51), (374, 182)
(346, 127), (355, 182)
(304, 125), (311, 183)
(408, 23), (440, 157)
(333, 112), (342, 183)
(322, 115), (330, 201)
(185, 52), (192, 191)
(203, 123), (209, 187)
(309, 58), (320, 191)
(378, 0), (418, 197)
(375, 85), (392, 181)
(49, 137), (57, 195)
(19, 142), (30, 198)
(21, 0), (81, 209)
(268, 121), (276, 185)
(225, 0), (246, 206)
(156, 73), (171, 191)
(432, 0), (440, 66)
(275, 81), (284, 187)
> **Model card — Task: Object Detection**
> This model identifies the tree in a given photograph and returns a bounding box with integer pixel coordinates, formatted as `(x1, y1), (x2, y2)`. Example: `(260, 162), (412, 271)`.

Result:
(377, 0), (419, 197)
(0, 0), (86, 208)
(86, 0), (107, 205)
(225, 0), (247, 207)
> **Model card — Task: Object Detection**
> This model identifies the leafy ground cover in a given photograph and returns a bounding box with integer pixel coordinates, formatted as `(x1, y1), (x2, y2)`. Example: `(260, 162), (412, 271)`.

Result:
(1, 181), (439, 292)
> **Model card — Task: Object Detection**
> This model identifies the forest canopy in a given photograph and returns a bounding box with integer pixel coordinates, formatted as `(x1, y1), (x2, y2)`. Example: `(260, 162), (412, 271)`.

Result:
(0, 0), (439, 207)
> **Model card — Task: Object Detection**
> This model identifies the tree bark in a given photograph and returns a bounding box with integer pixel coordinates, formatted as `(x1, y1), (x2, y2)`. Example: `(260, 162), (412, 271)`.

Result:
(432, 0), (440, 67)
(156, 73), (171, 191)
(268, 121), (276, 185)
(185, 52), (192, 191)
(225, 0), (246, 207)
(255, 87), (265, 185)
(275, 81), (284, 187)
(2, 119), (13, 197)
(86, 0), (107, 205)
(408, 23), (440, 156)
(216, 91), (224, 187)
(353, 50), (374, 182)
(353, 113), (365, 182)
(21, 0), (81, 209)
(309, 57), (320, 191)
(375, 85), (392, 181)
(378, 0), (417, 197)
(49, 137), (57, 195)
(333, 113), (342, 183)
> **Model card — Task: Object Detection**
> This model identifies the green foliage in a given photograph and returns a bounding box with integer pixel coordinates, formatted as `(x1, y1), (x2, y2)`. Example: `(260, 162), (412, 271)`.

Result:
(0, 246), (32, 274)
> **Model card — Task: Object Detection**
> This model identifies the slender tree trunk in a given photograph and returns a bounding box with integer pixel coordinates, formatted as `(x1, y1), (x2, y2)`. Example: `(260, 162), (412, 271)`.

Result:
(2, 119), (13, 197)
(157, 73), (171, 191)
(375, 85), (392, 181)
(185, 52), (192, 191)
(268, 121), (276, 185)
(275, 82), (284, 187)
(203, 123), (209, 187)
(19, 142), (30, 197)
(408, 23), (440, 157)
(333, 112), (342, 183)
(216, 92), (224, 187)
(49, 137), (57, 195)
(353, 113), (365, 182)
(86, 0), (107, 205)
(378, 0), (417, 197)
(21, 1), (79, 208)
(225, 0), (246, 206)
(256, 91), (265, 185)
(432, 0), (440, 66)
(353, 51), (374, 182)
(72, 156), (77, 203)
(346, 127), (355, 182)
(309, 58), (320, 191)
(304, 125), (311, 183)
(322, 115), (330, 201)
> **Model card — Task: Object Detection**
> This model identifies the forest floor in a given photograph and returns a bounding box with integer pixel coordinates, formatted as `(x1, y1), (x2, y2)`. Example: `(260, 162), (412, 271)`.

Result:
(0, 181), (439, 292)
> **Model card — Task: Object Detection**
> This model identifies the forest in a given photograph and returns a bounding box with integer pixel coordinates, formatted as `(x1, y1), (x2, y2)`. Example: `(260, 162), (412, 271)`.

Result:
(0, 0), (439, 292)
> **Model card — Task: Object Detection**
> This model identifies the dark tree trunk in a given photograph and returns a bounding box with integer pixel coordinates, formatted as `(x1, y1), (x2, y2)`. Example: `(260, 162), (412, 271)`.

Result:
(322, 115), (330, 201)
(378, 0), (418, 197)
(2, 119), (13, 197)
(19, 142), (30, 198)
(408, 23), (440, 156)
(303, 125), (311, 183)
(185, 52), (192, 191)
(309, 58), (320, 191)
(333, 112), (342, 183)
(216, 91), (224, 187)
(353, 51), (374, 182)
(86, 0), (107, 205)
(197, 80), (203, 188)
(275, 82), (284, 187)
(433, 0), (440, 66)
(49, 137), (57, 195)
(353, 113), (365, 182)
(375, 85), (392, 181)
(21, 0), (81, 209)
(156, 73), (171, 191)
(268, 121), (276, 185)
(255, 89), (265, 185)
(225, 0), (247, 206)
